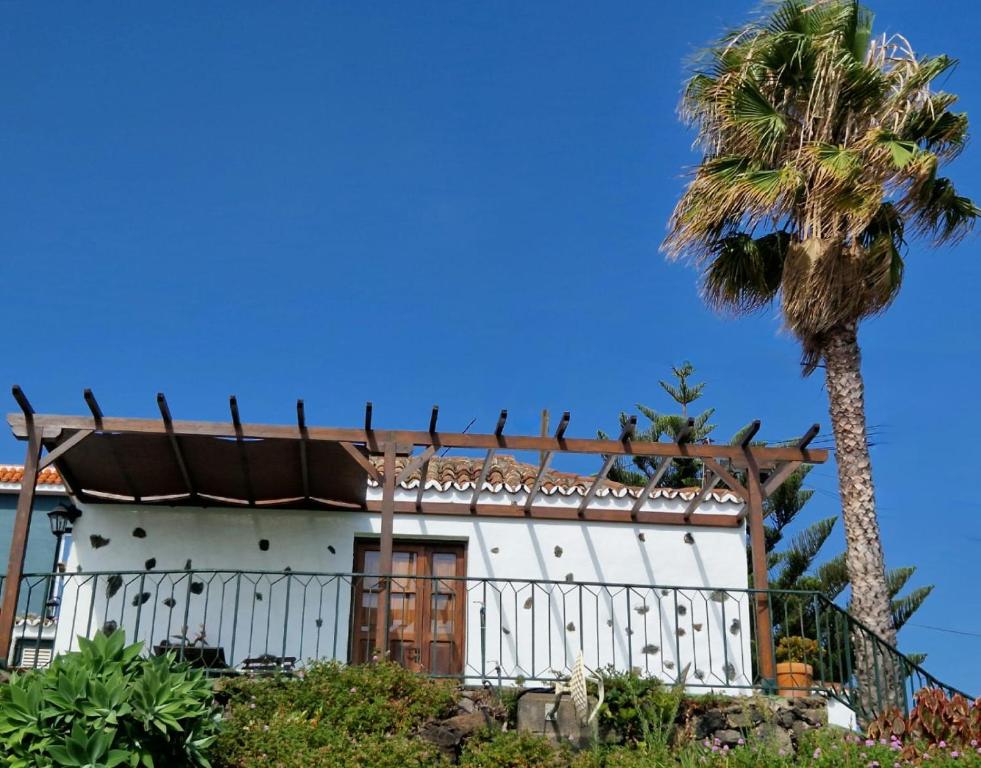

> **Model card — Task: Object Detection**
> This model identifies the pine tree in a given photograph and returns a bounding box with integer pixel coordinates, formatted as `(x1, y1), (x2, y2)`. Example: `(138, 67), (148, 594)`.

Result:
(604, 362), (932, 660)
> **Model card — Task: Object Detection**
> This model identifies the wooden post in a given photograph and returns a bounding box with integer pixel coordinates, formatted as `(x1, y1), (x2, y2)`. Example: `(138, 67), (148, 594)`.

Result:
(374, 438), (396, 656)
(0, 420), (43, 665)
(743, 446), (776, 689)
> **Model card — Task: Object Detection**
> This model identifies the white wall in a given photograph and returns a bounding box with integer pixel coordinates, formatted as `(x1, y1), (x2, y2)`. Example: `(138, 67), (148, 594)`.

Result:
(55, 491), (753, 689)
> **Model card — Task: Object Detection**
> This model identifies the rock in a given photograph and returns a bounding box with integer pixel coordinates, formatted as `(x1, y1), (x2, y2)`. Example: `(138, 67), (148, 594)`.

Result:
(797, 705), (827, 728)
(774, 708), (796, 729)
(457, 696), (476, 714)
(714, 729), (743, 747)
(726, 708), (763, 728)
(516, 691), (597, 747)
(754, 723), (794, 756)
(419, 710), (496, 758)
(791, 719), (811, 741)
(695, 710), (727, 738)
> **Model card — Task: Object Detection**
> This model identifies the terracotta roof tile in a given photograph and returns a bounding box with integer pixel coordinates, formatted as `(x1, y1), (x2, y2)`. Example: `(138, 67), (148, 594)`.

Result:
(369, 454), (741, 503)
(0, 465), (63, 487)
(0, 458), (742, 504)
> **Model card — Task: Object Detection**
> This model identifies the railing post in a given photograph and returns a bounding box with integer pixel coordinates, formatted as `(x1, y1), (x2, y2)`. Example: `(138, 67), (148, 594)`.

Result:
(0, 415), (43, 666)
(742, 446), (776, 691)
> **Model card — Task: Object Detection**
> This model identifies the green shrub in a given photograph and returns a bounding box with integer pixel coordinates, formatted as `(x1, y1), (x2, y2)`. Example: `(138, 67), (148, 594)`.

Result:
(216, 659), (455, 736)
(215, 709), (448, 768)
(459, 729), (572, 768)
(0, 630), (218, 768)
(214, 660), (457, 767)
(596, 667), (683, 748)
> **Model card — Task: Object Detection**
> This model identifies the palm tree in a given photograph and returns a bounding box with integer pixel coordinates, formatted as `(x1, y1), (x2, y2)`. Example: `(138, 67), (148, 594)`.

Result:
(664, 0), (977, 652)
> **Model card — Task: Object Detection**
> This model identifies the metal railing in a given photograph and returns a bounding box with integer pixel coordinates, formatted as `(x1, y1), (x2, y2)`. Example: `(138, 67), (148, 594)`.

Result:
(2, 571), (970, 722)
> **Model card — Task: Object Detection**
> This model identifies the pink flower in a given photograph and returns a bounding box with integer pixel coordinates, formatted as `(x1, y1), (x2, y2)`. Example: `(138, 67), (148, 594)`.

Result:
(349, 686), (357, 693)
(813, 748), (822, 759)
(951, 751), (960, 759)
(737, 738), (745, 746)
(940, 741), (948, 749)
(866, 739), (876, 747)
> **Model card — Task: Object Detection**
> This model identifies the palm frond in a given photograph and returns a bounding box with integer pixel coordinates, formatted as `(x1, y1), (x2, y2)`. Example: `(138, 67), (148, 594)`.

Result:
(702, 231), (789, 313)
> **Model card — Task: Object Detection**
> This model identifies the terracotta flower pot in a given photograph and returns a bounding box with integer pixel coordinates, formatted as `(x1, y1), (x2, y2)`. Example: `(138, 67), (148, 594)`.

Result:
(776, 661), (813, 698)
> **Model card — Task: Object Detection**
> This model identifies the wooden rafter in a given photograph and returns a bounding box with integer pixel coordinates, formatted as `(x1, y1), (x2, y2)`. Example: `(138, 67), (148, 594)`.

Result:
(229, 396), (256, 506)
(683, 472), (722, 521)
(470, 410), (507, 513)
(157, 393), (196, 499)
(762, 424), (819, 498)
(297, 400), (310, 501)
(85, 388), (141, 503)
(578, 416), (636, 519)
(39, 429), (93, 471)
(339, 442), (384, 485)
(415, 405), (439, 511)
(701, 457), (748, 499)
(525, 411), (569, 515)
(629, 457), (672, 521)
(398, 444), (438, 487)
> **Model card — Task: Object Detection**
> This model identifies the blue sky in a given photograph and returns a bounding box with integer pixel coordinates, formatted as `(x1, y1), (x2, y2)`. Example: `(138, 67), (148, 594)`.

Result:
(1, 1), (979, 691)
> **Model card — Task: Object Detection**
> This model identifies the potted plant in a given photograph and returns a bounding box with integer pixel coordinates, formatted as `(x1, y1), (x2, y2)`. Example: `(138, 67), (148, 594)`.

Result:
(154, 625), (227, 669)
(775, 636), (819, 698)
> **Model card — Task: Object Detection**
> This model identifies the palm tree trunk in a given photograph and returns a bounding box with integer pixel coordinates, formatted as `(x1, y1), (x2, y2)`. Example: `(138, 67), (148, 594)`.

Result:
(822, 322), (899, 713)
(822, 322), (895, 643)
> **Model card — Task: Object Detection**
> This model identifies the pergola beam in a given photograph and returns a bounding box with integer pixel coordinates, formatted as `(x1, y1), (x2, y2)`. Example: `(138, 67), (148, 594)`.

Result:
(525, 411), (569, 515)
(470, 410), (507, 513)
(701, 457), (748, 499)
(157, 393), (196, 499)
(38, 429), (93, 471)
(630, 457), (672, 521)
(398, 444), (438, 487)
(85, 388), (141, 503)
(683, 472), (722, 522)
(339, 442), (385, 485)
(297, 400), (310, 501)
(415, 406), (439, 511)
(762, 424), (820, 498)
(229, 396), (256, 506)
(578, 416), (636, 519)
(6, 413), (828, 463)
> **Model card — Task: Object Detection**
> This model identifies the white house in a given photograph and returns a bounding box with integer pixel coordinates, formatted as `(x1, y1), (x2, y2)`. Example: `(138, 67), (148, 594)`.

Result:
(1, 396), (827, 692)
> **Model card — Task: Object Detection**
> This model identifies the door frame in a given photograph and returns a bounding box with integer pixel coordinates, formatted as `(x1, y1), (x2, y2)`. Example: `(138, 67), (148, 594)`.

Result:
(350, 537), (467, 674)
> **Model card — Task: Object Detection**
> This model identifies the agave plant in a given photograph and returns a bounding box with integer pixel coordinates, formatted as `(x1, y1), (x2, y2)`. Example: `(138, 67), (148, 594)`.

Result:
(664, 0), (977, 657)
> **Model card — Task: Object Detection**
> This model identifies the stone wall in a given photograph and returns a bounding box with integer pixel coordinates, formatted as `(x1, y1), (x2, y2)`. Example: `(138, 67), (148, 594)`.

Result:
(684, 695), (828, 755)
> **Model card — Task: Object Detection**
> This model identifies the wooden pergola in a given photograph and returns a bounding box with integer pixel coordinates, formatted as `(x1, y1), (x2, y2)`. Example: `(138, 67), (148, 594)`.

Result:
(1, 386), (828, 681)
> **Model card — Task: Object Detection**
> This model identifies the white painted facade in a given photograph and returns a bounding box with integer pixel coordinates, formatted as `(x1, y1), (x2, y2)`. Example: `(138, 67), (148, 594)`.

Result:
(50, 486), (753, 688)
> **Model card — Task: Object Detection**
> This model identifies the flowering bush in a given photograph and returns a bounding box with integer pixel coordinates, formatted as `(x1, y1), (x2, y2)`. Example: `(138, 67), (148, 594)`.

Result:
(868, 688), (981, 762)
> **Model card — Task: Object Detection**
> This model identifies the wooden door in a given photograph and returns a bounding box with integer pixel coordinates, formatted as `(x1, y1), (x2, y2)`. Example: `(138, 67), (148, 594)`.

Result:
(351, 540), (466, 675)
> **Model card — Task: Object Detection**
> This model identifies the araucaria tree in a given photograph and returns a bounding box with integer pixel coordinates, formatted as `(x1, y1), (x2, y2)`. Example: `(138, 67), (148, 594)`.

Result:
(664, 0), (977, 647)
